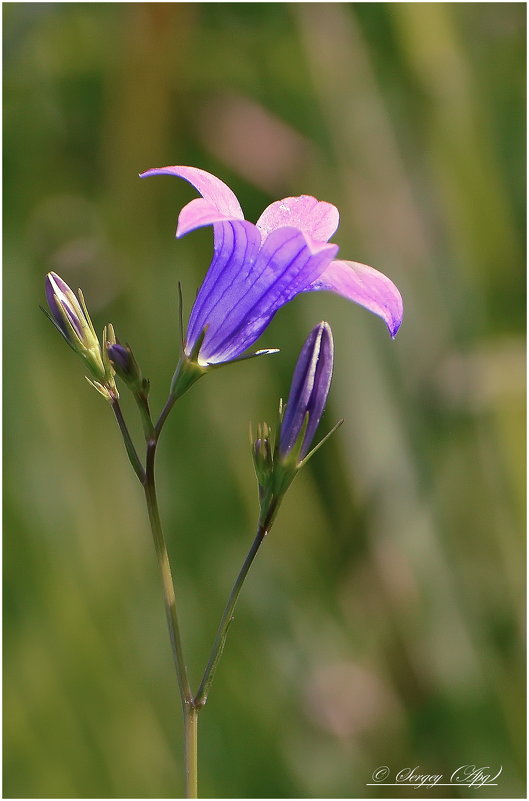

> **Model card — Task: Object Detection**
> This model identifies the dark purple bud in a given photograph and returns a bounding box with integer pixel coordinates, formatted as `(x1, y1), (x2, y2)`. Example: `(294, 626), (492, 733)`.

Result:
(106, 342), (143, 390)
(107, 343), (132, 374)
(279, 322), (334, 460)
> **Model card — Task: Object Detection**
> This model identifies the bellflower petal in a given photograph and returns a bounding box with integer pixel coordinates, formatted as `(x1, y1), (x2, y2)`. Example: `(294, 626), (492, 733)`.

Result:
(140, 165), (244, 236)
(279, 322), (334, 459)
(186, 219), (263, 353)
(307, 259), (403, 338)
(256, 195), (339, 244)
(174, 197), (239, 238)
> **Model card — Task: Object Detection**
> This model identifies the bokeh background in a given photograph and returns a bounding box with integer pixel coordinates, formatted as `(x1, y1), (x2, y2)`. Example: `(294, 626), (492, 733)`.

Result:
(4, 3), (525, 798)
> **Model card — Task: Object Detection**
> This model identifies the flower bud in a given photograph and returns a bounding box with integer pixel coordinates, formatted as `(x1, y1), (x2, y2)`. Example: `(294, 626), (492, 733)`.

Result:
(251, 422), (273, 490)
(106, 342), (146, 395)
(250, 323), (340, 528)
(279, 321), (333, 462)
(44, 272), (115, 392)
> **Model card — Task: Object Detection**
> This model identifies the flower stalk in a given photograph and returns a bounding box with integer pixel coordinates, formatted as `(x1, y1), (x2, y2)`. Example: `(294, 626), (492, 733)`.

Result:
(194, 518), (271, 709)
(110, 398), (145, 484)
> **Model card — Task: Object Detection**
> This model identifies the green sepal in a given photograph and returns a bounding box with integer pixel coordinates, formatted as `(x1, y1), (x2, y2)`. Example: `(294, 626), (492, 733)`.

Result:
(85, 376), (115, 403)
(101, 324), (118, 393)
(177, 281), (185, 352)
(251, 422), (274, 496)
(298, 419), (344, 468)
(169, 355), (207, 401)
(78, 288), (99, 344)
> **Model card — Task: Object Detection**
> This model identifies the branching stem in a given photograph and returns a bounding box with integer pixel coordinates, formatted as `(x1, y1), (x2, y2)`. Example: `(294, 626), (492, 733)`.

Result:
(111, 398), (145, 483)
(110, 378), (277, 798)
(194, 510), (275, 708)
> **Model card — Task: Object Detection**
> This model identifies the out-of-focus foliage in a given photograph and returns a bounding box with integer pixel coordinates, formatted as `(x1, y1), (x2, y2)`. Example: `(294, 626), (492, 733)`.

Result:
(4, 3), (525, 798)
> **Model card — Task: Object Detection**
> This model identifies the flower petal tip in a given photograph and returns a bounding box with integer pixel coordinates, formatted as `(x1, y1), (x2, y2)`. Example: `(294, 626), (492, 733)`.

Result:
(389, 319), (402, 340)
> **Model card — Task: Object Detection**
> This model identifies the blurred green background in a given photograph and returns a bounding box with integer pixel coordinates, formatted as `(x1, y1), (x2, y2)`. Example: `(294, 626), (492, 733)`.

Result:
(4, 3), (525, 798)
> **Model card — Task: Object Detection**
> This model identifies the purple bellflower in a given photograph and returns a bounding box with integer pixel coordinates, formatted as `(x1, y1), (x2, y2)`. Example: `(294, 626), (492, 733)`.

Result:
(140, 166), (403, 368)
(251, 322), (341, 526)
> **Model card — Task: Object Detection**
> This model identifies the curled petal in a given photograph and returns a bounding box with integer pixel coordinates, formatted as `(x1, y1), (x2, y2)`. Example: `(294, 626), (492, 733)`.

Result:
(256, 195), (339, 244)
(140, 165), (243, 217)
(307, 259), (403, 338)
(175, 197), (239, 237)
(140, 162), (244, 239)
(140, 165), (244, 235)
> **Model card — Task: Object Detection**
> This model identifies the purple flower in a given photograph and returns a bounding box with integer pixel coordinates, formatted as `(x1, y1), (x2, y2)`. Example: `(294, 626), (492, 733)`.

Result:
(140, 165), (403, 366)
(279, 321), (333, 460)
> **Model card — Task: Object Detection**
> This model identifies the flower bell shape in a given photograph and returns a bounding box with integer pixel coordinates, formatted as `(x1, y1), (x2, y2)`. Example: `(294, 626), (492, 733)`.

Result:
(140, 166), (403, 367)
(279, 321), (334, 462)
(44, 271), (116, 397)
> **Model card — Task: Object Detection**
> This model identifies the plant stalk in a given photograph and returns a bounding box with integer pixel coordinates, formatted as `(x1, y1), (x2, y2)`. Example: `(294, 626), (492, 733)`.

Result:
(144, 437), (199, 796)
(184, 704), (199, 798)
(194, 521), (269, 708)
(144, 440), (192, 708)
(111, 398), (145, 483)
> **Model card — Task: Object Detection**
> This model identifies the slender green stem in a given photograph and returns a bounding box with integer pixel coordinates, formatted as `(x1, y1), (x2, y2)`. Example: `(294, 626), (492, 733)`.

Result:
(155, 391), (178, 438)
(184, 704), (198, 798)
(155, 358), (206, 437)
(113, 380), (199, 795)
(135, 391), (155, 440)
(194, 522), (269, 708)
(144, 439), (192, 708)
(145, 436), (199, 796)
(111, 398), (145, 483)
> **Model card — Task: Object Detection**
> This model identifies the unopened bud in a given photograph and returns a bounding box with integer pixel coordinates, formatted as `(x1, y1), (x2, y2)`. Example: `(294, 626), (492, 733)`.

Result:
(106, 341), (145, 391)
(251, 422), (274, 491)
(279, 322), (333, 464)
(44, 271), (111, 387)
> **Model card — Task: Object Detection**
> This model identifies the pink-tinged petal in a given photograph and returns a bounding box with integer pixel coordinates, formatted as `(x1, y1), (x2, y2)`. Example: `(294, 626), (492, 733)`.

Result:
(308, 259), (403, 338)
(256, 195), (339, 244)
(140, 165), (244, 219)
(175, 197), (241, 237)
